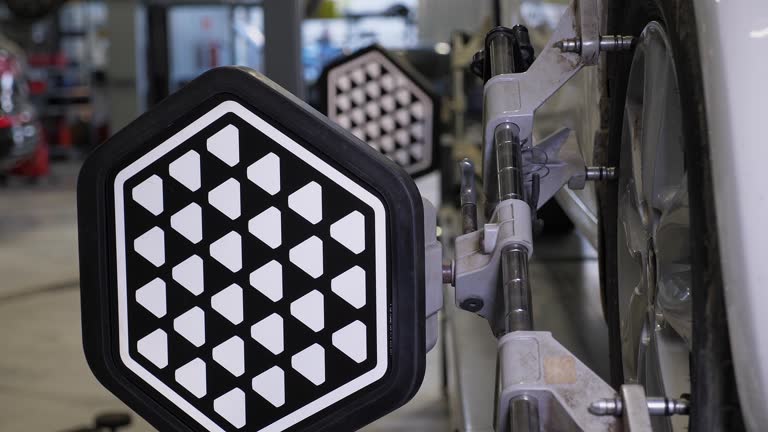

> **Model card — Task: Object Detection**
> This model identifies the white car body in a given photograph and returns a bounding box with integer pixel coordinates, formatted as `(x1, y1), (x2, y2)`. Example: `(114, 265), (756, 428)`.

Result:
(693, 1), (768, 429)
(534, 0), (768, 429)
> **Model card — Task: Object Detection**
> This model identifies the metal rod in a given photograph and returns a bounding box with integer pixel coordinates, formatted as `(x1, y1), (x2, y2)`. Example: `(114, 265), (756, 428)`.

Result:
(494, 122), (532, 334)
(509, 394), (540, 432)
(442, 263), (454, 285)
(554, 35), (634, 53)
(589, 396), (690, 417)
(459, 159), (478, 233)
(488, 31), (516, 77)
(585, 166), (617, 181)
(495, 123), (524, 202)
(502, 245), (533, 333)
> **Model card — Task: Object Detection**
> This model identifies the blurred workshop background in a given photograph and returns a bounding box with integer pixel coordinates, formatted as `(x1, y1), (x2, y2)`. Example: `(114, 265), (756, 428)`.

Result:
(0, 1), (607, 431)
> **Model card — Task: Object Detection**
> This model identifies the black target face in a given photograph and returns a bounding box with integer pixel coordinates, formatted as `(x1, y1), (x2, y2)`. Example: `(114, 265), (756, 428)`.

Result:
(78, 67), (426, 432)
(321, 45), (439, 177)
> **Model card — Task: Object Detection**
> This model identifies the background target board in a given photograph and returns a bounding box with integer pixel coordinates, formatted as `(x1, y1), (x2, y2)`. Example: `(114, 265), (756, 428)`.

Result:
(321, 45), (438, 177)
(78, 67), (426, 432)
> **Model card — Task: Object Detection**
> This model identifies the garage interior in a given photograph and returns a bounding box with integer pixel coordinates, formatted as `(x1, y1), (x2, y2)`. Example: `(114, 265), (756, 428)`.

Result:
(0, 0), (634, 431)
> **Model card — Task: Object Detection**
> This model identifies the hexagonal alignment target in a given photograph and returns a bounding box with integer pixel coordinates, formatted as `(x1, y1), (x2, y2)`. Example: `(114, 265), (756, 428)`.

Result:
(320, 45), (439, 177)
(78, 67), (426, 432)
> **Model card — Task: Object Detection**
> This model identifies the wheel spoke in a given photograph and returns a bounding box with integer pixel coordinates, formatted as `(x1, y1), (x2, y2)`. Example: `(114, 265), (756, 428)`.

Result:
(654, 177), (692, 344)
(619, 178), (648, 256)
(639, 41), (671, 219)
(621, 281), (649, 381)
(642, 37), (686, 222)
(648, 323), (690, 432)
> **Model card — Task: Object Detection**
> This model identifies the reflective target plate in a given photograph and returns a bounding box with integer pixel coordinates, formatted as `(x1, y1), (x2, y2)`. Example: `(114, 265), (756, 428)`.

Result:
(78, 67), (426, 432)
(320, 45), (439, 177)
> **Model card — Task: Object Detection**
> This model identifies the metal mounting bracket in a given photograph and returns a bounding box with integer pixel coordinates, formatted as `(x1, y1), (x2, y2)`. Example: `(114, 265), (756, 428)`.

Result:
(519, 127), (591, 209)
(453, 198), (532, 322)
(481, 0), (595, 214)
(495, 331), (619, 432)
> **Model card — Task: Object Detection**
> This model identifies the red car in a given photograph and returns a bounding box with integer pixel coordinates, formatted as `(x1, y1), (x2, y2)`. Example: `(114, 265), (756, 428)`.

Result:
(0, 36), (47, 177)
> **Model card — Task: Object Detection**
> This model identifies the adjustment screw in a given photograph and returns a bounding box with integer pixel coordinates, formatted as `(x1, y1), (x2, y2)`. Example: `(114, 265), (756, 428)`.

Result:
(460, 297), (484, 312)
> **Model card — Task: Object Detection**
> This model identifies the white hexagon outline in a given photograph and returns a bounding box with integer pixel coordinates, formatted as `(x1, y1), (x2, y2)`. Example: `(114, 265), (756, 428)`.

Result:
(326, 49), (435, 174)
(113, 100), (388, 432)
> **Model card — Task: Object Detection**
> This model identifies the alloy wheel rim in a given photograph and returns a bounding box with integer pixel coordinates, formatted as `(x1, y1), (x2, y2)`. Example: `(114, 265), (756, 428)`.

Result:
(617, 21), (691, 432)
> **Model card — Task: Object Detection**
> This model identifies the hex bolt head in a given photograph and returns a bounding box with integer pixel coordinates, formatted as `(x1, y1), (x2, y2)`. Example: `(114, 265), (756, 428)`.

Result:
(460, 297), (484, 312)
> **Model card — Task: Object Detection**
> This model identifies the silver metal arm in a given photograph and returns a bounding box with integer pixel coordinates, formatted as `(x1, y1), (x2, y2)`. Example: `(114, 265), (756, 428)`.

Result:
(448, 1), (661, 431)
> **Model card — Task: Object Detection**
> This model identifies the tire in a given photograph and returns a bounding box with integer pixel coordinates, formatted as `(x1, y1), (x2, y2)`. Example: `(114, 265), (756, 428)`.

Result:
(595, 0), (745, 430)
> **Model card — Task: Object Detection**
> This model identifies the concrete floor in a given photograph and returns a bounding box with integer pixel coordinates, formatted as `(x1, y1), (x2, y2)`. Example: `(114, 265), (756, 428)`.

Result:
(0, 163), (606, 432)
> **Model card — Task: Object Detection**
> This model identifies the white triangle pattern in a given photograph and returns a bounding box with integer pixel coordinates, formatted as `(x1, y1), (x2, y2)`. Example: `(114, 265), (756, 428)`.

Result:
(290, 290), (324, 332)
(210, 284), (243, 325)
(208, 178), (241, 220)
(331, 266), (366, 309)
(170, 203), (203, 244)
(291, 344), (325, 386)
(209, 231), (242, 272)
(173, 307), (206, 347)
(247, 152), (281, 195)
(248, 207), (281, 249)
(168, 150), (201, 191)
(207, 124), (240, 167)
(120, 109), (392, 422)
(213, 388), (246, 428)
(330, 211), (365, 254)
(332, 321), (367, 363)
(134, 227), (165, 267)
(249, 260), (282, 302)
(135, 277), (166, 318)
(288, 181), (323, 224)
(252, 366), (285, 407)
(132, 175), (164, 215)
(289, 236), (323, 278)
(136, 329), (168, 369)
(175, 358), (207, 398)
(172, 255), (204, 296)
(250, 313), (284, 355)
(212, 336), (245, 377)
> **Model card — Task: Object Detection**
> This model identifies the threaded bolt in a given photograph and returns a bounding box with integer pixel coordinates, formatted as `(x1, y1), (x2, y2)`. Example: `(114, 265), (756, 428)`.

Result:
(554, 38), (582, 53)
(585, 166), (617, 181)
(589, 396), (690, 417)
(555, 35), (634, 53)
(599, 35), (635, 51)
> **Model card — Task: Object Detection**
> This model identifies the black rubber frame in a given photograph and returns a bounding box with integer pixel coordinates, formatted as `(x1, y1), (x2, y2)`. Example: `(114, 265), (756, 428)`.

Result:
(77, 66), (426, 432)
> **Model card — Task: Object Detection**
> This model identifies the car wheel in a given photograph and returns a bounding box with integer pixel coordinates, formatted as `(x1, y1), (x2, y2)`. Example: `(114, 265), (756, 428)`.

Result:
(596, 0), (745, 430)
